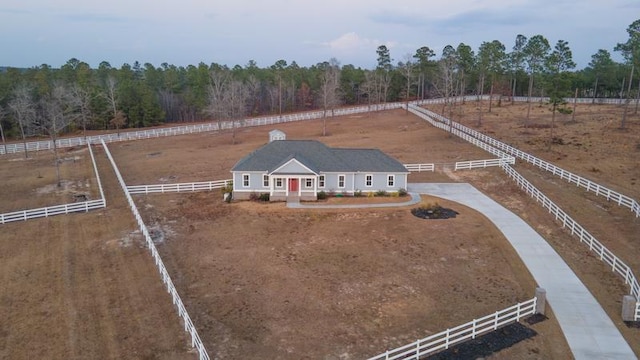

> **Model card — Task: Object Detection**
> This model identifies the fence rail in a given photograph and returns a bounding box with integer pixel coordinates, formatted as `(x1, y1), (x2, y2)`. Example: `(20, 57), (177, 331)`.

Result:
(88, 141), (106, 203)
(0, 103), (403, 155)
(501, 164), (640, 321)
(407, 106), (511, 160)
(128, 180), (231, 194)
(404, 163), (435, 172)
(410, 103), (640, 321)
(2, 96), (637, 156)
(455, 158), (515, 170)
(0, 142), (106, 225)
(0, 200), (106, 224)
(410, 105), (640, 217)
(101, 139), (210, 359)
(367, 298), (537, 360)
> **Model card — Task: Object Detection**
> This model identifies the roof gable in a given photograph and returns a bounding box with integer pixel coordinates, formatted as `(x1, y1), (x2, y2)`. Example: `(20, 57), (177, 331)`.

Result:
(270, 157), (318, 175)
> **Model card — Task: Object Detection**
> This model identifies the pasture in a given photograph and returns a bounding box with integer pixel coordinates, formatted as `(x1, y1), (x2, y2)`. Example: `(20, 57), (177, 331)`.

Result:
(1, 104), (639, 358)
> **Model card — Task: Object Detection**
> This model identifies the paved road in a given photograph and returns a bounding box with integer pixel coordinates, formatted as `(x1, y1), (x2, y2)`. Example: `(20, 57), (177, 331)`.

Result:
(408, 183), (636, 360)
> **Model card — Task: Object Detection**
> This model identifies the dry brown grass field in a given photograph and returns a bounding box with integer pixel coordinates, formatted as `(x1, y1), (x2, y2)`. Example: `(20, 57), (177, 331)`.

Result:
(0, 146), (99, 213)
(0, 103), (638, 359)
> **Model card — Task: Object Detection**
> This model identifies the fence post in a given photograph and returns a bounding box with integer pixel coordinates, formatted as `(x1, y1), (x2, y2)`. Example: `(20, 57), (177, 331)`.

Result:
(535, 287), (546, 315)
(622, 295), (637, 322)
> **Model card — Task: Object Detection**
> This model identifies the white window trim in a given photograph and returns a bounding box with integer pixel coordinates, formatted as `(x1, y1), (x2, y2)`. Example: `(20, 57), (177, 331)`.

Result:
(318, 175), (325, 188)
(338, 174), (346, 189)
(263, 174), (269, 187)
(387, 174), (395, 187)
(365, 174), (373, 187)
(242, 174), (250, 187)
(275, 178), (284, 188)
(305, 178), (313, 188)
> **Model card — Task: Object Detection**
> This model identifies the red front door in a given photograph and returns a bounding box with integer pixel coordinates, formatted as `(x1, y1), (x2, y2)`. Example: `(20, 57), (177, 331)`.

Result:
(289, 179), (299, 192)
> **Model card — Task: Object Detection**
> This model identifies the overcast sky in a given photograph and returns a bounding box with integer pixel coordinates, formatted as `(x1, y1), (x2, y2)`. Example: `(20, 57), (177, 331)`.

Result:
(1, 0), (638, 70)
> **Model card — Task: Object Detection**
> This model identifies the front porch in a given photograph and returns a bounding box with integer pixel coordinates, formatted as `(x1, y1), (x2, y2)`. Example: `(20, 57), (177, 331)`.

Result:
(268, 176), (318, 202)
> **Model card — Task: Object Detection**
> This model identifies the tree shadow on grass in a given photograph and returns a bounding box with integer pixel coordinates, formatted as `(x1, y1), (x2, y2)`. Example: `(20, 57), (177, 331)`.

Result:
(427, 321), (539, 359)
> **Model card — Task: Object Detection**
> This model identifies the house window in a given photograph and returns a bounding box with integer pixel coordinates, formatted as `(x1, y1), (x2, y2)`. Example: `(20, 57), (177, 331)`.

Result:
(305, 178), (313, 188)
(263, 174), (269, 187)
(275, 178), (283, 188)
(387, 175), (395, 187)
(318, 175), (325, 188)
(338, 175), (345, 188)
(365, 174), (373, 187)
(243, 174), (250, 187)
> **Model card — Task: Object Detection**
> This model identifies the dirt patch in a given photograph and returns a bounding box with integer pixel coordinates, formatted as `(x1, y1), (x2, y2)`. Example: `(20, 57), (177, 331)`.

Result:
(0, 147), (98, 213)
(5, 104), (639, 358)
(131, 191), (566, 359)
(0, 147), (193, 359)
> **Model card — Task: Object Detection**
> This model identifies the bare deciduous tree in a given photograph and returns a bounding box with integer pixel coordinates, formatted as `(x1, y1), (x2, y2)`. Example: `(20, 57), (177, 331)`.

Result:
(206, 68), (231, 130)
(36, 83), (75, 187)
(69, 84), (94, 139)
(362, 71), (380, 109)
(398, 53), (414, 111)
(226, 80), (250, 144)
(110, 110), (127, 136)
(433, 45), (458, 131)
(0, 104), (7, 154)
(105, 76), (118, 119)
(9, 84), (36, 158)
(206, 69), (249, 144)
(318, 58), (341, 136)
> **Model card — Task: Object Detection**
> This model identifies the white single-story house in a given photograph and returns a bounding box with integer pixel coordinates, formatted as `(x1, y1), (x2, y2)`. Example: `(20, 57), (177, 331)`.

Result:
(231, 135), (409, 201)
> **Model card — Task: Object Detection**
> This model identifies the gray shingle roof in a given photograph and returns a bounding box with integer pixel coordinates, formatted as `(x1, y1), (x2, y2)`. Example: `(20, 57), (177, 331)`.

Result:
(231, 140), (408, 173)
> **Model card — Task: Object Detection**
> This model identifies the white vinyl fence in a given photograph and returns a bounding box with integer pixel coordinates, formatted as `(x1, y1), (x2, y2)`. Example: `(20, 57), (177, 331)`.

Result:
(101, 140), (210, 359)
(0, 143), (106, 225)
(410, 105), (640, 218)
(501, 164), (640, 321)
(415, 96), (639, 106)
(88, 141), (106, 202)
(0, 201), (106, 224)
(0, 103), (403, 155)
(404, 163), (435, 172)
(511, 96), (640, 105)
(367, 298), (537, 360)
(407, 105), (512, 161)
(1, 96), (635, 157)
(127, 180), (231, 195)
(411, 104), (640, 321)
(455, 158), (515, 170)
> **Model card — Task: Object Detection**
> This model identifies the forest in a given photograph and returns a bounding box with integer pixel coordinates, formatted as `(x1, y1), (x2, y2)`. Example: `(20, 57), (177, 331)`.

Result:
(0, 19), (638, 144)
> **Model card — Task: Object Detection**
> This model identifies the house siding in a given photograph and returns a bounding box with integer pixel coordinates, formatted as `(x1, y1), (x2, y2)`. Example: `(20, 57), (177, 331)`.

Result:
(233, 172), (267, 193)
(321, 172), (407, 194)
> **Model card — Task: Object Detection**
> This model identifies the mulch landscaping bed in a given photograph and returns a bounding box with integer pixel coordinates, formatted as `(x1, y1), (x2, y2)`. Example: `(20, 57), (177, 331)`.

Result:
(411, 205), (460, 219)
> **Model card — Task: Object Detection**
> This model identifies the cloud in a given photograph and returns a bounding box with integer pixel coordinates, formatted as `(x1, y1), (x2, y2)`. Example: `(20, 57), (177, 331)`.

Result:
(432, 8), (537, 34)
(369, 12), (429, 28)
(323, 32), (397, 52)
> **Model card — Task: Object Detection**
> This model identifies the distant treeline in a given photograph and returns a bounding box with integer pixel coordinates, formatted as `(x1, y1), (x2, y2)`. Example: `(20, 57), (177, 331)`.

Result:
(0, 22), (638, 141)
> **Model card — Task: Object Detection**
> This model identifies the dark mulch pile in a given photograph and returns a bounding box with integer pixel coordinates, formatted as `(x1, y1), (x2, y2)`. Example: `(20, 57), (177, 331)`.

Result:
(411, 206), (459, 219)
(427, 322), (538, 359)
